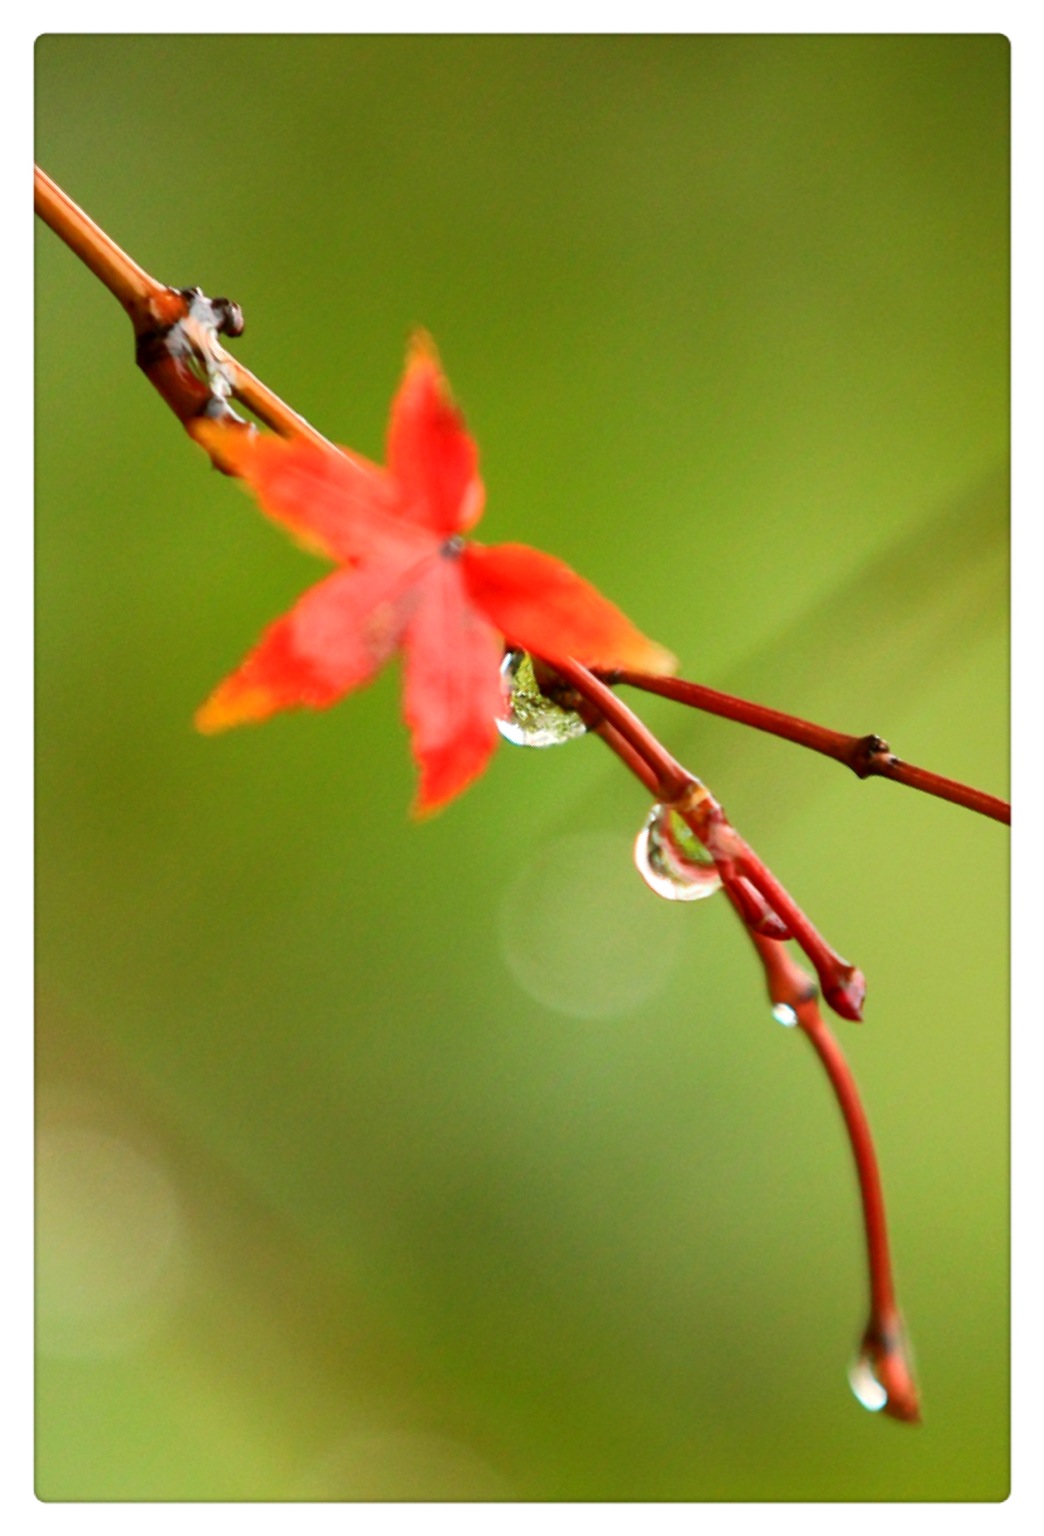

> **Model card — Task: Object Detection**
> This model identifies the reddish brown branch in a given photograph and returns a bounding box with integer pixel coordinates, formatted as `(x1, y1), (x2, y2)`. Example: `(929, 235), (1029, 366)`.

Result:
(590, 695), (917, 1423)
(748, 934), (920, 1424)
(868, 754), (1008, 824)
(600, 668), (1009, 826)
(552, 658), (866, 1022)
(34, 164), (167, 321)
(34, 164), (332, 456)
(590, 720), (660, 796)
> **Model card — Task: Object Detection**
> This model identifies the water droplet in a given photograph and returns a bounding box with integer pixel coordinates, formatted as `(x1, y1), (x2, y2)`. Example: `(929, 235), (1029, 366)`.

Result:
(771, 1002), (799, 1028)
(848, 1319), (920, 1422)
(848, 1349), (889, 1413)
(634, 803), (722, 902)
(496, 650), (589, 748)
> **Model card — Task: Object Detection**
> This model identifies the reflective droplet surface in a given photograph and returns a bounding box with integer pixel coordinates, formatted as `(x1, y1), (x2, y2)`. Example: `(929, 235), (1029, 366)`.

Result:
(496, 650), (588, 748)
(771, 1002), (799, 1028)
(634, 803), (722, 902)
(848, 1349), (889, 1413)
(848, 1318), (920, 1422)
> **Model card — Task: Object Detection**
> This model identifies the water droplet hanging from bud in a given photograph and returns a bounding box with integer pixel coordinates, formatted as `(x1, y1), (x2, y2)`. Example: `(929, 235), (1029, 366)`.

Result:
(771, 1003), (799, 1028)
(634, 803), (722, 902)
(848, 1350), (888, 1413)
(496, 650), (589, 748)
(847, 1319), (920, 1422)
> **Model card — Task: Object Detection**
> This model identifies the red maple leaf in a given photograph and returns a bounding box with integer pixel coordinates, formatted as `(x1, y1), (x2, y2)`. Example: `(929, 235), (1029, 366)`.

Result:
(196, 338), (676, 813)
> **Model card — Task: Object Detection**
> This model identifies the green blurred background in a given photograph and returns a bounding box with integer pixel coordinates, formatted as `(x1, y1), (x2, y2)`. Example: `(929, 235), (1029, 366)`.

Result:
(35, 35), (1008, 1501)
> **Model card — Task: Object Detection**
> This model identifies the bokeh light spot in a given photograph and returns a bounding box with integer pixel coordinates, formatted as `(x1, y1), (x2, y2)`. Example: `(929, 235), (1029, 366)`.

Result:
(297, 1430), (511, 1501)
(36, 1119), (186, 1358)
(498, 830), (685, 1019)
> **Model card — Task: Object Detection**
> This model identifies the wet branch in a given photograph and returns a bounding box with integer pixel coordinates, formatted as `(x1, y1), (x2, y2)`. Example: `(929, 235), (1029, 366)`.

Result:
(551, 659), (866, 1022)
(585, 681), (919, 1423)
(34, 164), (331, 456)
(747, 933), (920, 1424)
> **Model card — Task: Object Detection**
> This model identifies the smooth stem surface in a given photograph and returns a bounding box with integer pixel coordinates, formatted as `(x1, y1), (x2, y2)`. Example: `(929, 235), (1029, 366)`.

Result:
(34, 165), (168, 321)
(749, 933), (920, 1424)
(753, 935), (894, 1317)
(871, 754), (1009, 824)
(605, 667), (1009, 826)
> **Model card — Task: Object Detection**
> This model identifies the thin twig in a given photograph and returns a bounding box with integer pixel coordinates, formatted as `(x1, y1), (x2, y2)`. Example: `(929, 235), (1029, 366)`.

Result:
(34, 164), (167, 320)
(34, 164), (332, 454)
(748, 933), (920, 1424)
(552, 657), (866, 1022)
(601, 668), (1009, 826)
(590, 704), (918, 1422)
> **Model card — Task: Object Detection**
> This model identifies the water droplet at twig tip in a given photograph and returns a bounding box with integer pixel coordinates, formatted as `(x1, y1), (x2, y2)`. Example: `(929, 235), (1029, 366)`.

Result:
(849, 1320), (920, 1426)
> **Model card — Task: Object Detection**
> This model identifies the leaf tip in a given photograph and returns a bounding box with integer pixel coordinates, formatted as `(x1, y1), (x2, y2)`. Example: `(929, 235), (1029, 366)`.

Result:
(195, 681), (272, 734)
(188, 417), (258, 477)
(405, 326), (440, 371)
(642, 641), (679, 677)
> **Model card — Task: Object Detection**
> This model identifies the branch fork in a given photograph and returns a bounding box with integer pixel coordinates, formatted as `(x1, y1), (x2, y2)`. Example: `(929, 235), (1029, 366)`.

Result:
(551, 658), (867, 1023)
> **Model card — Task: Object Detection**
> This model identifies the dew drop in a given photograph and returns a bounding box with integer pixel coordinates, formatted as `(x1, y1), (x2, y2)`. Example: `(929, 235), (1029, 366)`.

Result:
(848, 1350), (889, 1413)
(848, 1319), (919, 1422)
(634, 803), (722, 902)
(771, 1003), (799, 1028)
(496, 650), (589, 748)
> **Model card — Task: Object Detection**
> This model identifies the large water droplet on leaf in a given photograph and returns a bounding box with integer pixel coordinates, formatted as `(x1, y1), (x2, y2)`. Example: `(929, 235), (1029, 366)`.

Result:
(848, 1349), (889, 1413)
(634, 803), (722, 902)
(496, 650), (588, 748)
